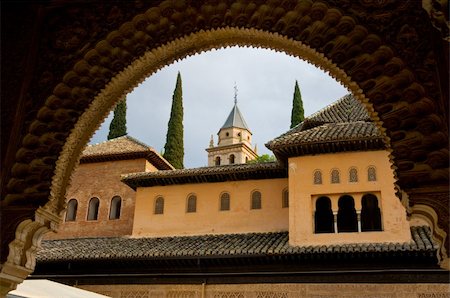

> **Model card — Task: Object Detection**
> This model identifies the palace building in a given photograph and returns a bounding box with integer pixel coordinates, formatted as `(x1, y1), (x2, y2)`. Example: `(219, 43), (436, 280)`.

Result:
(33, 94), (446, 297)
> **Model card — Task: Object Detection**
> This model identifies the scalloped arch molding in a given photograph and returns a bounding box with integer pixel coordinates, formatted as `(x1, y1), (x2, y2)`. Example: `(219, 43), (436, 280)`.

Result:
(1, 0), (448, 293)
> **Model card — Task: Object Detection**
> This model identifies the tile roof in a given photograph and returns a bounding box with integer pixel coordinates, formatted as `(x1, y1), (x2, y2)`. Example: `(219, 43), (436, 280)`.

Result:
(80, 136), (174, 170)
(221, 103), (250, 130)
(266, 94), (386, 157)
(122, 162), (287, 189)
(37, 226), (436, 262)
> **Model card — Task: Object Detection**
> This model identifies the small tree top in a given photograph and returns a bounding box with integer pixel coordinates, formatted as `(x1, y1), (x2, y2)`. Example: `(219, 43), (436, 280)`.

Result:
(107, 99), (127, 140)
(290, 80), (305, 129)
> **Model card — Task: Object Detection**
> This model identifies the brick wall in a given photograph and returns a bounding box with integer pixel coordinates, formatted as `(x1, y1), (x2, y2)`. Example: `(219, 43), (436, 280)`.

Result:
(45, 158), (148, 240)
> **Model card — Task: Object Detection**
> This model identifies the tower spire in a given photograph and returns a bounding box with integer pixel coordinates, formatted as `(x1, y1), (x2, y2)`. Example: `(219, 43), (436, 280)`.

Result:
(234, 82), (238, 105)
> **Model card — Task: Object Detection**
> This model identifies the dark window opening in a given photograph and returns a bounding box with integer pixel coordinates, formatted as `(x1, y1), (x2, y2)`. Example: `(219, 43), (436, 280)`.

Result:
(65, 199), (78, 221)
(109, 196), (121, 220)
(361, 194), (382, 231)
(251, 191), (262, 209)
(282, 189), (289, 208)
(187, 195), (197, 213)
(220, 193), (230, 211)
(314, 196), (334, 233)
(337, 195), (358, 232)
(154, 197), (164, 214)
(215, 156), (221, 166)
(229, 154), (235, 164)
(87, 197), (100, 221)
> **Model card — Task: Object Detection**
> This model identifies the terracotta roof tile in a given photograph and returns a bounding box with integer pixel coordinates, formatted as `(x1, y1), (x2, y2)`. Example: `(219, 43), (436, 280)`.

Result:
(266, 94), (386, 156)
(122, 162), (287, 189)
(81, 136), (174, 170)
(37, 226), (436, 262)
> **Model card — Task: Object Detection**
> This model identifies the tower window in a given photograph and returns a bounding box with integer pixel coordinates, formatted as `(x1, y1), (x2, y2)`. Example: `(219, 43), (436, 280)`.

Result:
(220, 193), (230, 211)
(314, 196), (334, 233)
(65, 199), (78, 221)
(337, 195), (358, 232)
(226, 132), (229, 136)
(282, 189), (289, 208)
(215, 156), (221, 166)
(229, 154), (235, 164)
(187, 195), (197, 213)
(349, 167), (358, 182)
(331, 169), (340, 184)
(361, 194), (382, 231)
(154, 196), (164, 214)
(251, 191), (262, 209)
(87, 197), (100, 221)
(313, 170), (322, 184)
(368, 166), (377, 181)
(109, 196), (122, 220)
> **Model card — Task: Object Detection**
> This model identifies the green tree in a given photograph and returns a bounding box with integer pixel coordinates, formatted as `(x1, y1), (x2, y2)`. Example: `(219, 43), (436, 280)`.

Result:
(247, 154), (276, 163)
(290, 80), (305, 128)
(163, 72), (184, 169)
(107, 98), (127, 140)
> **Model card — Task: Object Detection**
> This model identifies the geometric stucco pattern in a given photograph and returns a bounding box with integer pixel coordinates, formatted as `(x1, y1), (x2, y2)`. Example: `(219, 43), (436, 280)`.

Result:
(79, 284), (450, 298)
(1, 0), (449, 292)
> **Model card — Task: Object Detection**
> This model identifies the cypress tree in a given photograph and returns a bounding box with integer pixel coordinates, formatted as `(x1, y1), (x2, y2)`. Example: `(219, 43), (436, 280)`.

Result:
(107, 98), (127, 140)
(290, 80), (305, 128)
(163, 72), (184, 169)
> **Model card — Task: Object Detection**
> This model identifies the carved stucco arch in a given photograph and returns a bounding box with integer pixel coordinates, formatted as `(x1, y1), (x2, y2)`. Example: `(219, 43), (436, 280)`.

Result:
(2, 0), (448, 293)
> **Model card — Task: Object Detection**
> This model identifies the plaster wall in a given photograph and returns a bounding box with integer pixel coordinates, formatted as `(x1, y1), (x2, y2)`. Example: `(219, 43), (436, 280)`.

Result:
(288, 150), (411, 246)
(45, 158), (148, 240)
(132, 178), (288, 237)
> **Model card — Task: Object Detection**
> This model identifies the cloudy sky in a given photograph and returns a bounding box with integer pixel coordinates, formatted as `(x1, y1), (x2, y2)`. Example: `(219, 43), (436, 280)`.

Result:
(90, 46), (348, 168)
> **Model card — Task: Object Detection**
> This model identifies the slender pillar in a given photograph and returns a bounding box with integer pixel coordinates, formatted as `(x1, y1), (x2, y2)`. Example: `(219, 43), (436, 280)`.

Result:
(357, 210), (362, 232)
(333, 211), (338, 233)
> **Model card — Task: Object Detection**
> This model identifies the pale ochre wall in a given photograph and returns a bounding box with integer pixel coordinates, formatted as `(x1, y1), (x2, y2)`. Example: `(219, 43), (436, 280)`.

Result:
(132, 178), (288, 237)
(288, 150), (412, 246)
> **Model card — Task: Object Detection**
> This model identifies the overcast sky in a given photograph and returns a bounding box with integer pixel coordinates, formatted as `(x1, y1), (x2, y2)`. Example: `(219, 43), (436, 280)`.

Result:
(90, 46), (348, 168)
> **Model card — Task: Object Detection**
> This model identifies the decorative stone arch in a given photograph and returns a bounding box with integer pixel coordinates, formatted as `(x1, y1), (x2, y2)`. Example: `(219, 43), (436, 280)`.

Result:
(1, 0), (448, 292)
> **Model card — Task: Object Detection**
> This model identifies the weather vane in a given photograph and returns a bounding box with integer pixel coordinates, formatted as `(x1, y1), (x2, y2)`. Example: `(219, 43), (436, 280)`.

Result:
(234, 82), (238, 104)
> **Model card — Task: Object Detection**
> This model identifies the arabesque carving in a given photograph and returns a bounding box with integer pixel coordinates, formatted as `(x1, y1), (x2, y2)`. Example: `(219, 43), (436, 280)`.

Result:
(1, 0), (448, 293)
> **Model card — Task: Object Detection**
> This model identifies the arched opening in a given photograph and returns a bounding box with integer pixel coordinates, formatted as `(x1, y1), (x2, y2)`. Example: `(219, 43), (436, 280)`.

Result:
(154, 197), (164, 215)
(368, 166), (377, 181)
(109, 196), (122, 220)
(65, 199), (78, 222)
(87, 197), (100, 221)
(229, 154), (235, 165)
(251, 191), (262, 210)
(215, 156), (221, 166)
(337, 195), (358, 233)
(361, 194), (382, 231)
(314, 197), (334, 234)
(2, 2), (448, 289)
(282, 189), (289, 208)
(187, 195), (197, 213)
(220, 193), (230, 211)
(349, 168), (358, 183)
(313, 170), (322, 185)
(331, 169), (340, 184)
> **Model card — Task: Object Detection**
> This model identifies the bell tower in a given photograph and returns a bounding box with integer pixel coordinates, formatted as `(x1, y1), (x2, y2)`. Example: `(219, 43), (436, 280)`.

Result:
(206, 85), (258, 166)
